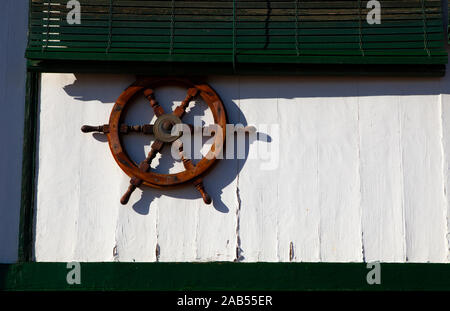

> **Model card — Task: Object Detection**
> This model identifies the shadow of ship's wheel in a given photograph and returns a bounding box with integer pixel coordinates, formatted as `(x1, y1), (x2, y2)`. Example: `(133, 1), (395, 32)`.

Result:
(81, 77), (227, 205)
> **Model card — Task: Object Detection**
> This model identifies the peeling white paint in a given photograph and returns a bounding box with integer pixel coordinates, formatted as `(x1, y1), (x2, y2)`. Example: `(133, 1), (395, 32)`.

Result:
(440, 92), (450, 262)
(31, 73), (450, 263)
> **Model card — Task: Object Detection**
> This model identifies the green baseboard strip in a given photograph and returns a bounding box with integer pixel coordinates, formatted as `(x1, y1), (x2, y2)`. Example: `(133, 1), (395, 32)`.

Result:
(1, 262), (449, 291)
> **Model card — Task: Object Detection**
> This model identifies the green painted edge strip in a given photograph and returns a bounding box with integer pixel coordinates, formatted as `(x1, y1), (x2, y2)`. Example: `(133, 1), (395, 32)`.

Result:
(18, 72), (40, 263)
(27, 60), (446, 77)
(1, 262), (450, 291)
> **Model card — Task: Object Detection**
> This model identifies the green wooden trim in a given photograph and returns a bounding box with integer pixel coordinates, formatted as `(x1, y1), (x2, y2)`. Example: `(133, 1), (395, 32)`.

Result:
(18, 72), (40, 262)
(1, 262), (450, 291)
(27, 60), (446, 77)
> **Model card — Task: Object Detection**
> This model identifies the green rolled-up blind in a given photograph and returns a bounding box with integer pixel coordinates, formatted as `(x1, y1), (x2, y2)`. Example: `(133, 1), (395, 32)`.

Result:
(26, 0), (448, 74)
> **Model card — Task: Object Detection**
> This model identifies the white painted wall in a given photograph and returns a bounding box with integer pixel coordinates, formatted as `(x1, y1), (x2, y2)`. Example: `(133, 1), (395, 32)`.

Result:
(34, 73), (450, 263)
(1, 0), (450, 264)
(0, 0), (28, 263)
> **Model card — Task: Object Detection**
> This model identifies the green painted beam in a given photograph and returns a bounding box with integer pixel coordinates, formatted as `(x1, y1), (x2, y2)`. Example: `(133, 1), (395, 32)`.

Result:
(26, 60), (446, 77)
(1, 262), (450, 291)
(18, 72), (40, 263)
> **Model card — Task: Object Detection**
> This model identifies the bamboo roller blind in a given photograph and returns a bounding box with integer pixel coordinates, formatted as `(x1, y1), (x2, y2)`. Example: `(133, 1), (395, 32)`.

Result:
(26, 0), (448, 72)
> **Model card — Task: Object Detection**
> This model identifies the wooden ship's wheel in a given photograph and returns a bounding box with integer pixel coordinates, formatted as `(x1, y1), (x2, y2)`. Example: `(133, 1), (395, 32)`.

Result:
(81, 78), (227, 205)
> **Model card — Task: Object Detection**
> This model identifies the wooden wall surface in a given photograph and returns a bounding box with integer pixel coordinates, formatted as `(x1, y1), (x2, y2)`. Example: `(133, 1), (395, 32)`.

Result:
(34, 73), (450, 263)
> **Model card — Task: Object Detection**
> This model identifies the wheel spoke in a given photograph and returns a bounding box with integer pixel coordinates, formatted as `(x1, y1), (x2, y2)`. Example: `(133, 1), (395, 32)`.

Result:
(179, 144), (195, 171)
(177, 143), (211, 205)
(144, 88), (165, 117)
(173, 88), (199, 119)
(81, 124), (109, 134)
(193, 178), (212, 205)
(82, 124), (154, 135)
(126, 124), (154, 135)
(143, 140), (165, 169)
(120, 139), (164, 205)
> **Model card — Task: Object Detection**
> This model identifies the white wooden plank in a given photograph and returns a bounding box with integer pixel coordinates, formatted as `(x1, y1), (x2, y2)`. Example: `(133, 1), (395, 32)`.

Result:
(36, 74), (83, 261)
(236, 77), (281, 262)
(194, 77), (241, 262)
(313, 91), (362, 262)
(358, 92), (405, 262)
(400, 94), (447, 262)
(275, 92), (321, 262)
(439, 93), (450, 262)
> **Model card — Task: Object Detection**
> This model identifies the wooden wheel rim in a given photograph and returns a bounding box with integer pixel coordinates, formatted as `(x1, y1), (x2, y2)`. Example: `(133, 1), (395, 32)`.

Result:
(107, 77), (227, 188)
